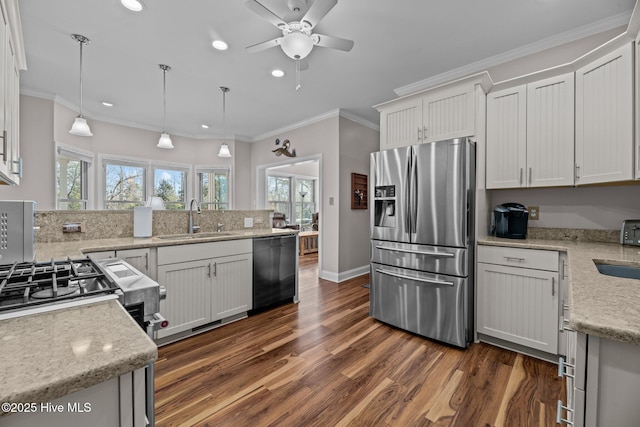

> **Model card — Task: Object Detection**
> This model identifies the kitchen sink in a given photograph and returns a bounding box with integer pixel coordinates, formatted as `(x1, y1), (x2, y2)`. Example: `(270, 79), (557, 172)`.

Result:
(157, 232), (234, 240)
(594, 261), (640, 280)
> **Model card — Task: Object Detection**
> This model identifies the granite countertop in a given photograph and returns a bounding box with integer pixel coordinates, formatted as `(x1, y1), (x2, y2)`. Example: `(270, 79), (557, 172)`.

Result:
(478, 236), (640, 345)
(36, 228), (298, 261)
(0, 299), (157, 406)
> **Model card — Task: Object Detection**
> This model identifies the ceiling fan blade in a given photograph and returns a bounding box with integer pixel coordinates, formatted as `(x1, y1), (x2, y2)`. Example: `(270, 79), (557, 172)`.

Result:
(246, 37), (282, 53)
(313, 34), (354, 52)
(245, 0), (287, 28)
(301, 0), (337, 29)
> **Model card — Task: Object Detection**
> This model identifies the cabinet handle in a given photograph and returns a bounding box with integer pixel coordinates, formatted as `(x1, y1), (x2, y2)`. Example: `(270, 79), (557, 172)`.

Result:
(207, 263), (212, 278)
(556, 400), (574, 425)
(417, 127), (422, 141)
(519, 168), (523, 186)
(144, 253), (149, 272)
(528, 167), (532, 185)
(0, 130), (6, 162)
(552, 276), (555, 296)
(11, 158), (22, 177)
(503, 256), (525, 262)
(557, 356), (575, 379)
(213, 262), (217, 277)
(423, 126), (428, 139)
(575, 164), (580, 179)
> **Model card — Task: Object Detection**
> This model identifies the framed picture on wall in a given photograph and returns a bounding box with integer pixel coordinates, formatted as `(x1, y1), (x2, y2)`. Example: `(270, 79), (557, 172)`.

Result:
(351, 173), (367, 209)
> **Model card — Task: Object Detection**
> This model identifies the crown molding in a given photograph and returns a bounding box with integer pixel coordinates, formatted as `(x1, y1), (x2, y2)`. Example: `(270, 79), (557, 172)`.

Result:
(394, 11), (632, 97)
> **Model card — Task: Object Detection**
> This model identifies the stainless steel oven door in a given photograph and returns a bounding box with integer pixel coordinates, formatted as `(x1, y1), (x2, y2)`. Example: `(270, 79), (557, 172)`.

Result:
(370, 262), (469, 348)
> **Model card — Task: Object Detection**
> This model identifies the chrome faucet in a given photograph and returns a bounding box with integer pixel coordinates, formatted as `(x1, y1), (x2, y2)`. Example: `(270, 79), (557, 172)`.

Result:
(189, 199), (201, 234)
(217, 222), (224, 232)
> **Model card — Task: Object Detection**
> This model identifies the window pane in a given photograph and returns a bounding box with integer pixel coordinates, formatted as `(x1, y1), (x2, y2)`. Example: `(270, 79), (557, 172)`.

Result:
(295, 178), (315, 229)
(267, 176), (291, 221)
(56, 155), (87, 210)
(105, 164), (145, 209)
(154, 168), (186, 209)
(199, 170), (229, 210)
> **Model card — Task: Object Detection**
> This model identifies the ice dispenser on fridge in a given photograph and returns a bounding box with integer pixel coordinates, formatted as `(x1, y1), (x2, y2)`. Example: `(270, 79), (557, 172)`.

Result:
(374, 185), (396, 228)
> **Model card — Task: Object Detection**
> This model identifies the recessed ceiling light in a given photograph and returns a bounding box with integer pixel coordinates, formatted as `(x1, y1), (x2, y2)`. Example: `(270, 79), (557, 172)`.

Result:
(212, 40), (228, 51)
(271, 69), (285, 78)
(121, 0), (144, 12)
(101, 101), (114, 107)
(201, 124), (210, 129)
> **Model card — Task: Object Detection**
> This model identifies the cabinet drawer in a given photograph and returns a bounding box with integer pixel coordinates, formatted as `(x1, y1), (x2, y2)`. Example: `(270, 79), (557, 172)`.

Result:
(478, 245), (559, 271)
(157, 239), (252, 265)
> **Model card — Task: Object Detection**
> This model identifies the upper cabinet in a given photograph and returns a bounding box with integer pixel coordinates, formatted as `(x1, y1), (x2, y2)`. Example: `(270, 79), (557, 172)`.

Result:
(376, 75), (488, 151)
(0, 0), (24, 186)
(486, 73), (575, 189)
(575, 43), (633, 185)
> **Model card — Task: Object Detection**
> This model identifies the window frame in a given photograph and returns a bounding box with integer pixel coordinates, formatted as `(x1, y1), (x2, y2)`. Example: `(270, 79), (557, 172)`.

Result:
(266, 172), (317, 229)
(152, 163), (190, 210)
(55, 143), (93, 210)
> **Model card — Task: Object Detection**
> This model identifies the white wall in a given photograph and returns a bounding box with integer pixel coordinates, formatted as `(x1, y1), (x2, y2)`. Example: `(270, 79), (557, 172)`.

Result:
(490, 184), (640, 230)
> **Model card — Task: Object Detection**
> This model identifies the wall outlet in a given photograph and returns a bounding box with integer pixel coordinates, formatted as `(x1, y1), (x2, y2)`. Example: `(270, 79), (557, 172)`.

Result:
(62, 222), (86, 233)
(529, 206), (540, 220)
(244, 217), (254, 228)
(255, 217), (263, 224)
(329, 197), (335, 206)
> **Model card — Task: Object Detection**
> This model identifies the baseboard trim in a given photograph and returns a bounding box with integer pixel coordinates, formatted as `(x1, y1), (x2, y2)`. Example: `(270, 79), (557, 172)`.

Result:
(319, 265), (369, 283)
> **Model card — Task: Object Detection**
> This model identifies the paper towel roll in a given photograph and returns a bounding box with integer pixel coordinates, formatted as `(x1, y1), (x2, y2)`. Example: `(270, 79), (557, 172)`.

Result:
(134, 206), (152, 237)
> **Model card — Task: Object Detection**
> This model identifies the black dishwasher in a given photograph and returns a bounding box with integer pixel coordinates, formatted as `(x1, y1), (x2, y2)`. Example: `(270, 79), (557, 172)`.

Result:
(252, 234), (297, 311)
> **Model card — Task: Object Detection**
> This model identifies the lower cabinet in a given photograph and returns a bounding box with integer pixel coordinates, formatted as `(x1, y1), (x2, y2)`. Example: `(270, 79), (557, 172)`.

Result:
(477, 245), (560, 355)
(156, 240), (252, 340)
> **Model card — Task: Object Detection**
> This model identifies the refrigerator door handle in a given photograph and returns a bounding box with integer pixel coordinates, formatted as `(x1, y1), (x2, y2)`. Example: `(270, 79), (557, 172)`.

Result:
(407, 148), (418, 236)
(374, 244), (455, 257)
(375, 268), (455, 286)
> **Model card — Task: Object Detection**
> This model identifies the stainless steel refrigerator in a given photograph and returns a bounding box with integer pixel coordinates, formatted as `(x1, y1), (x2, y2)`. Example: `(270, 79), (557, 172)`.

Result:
(369, 138), (475, 348)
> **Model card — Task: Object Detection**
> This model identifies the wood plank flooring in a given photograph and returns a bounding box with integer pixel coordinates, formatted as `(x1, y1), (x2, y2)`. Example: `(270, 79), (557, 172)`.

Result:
(154, 254), (564, 426)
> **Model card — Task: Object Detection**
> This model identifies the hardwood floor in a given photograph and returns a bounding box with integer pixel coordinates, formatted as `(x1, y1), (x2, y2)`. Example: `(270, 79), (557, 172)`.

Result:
(155, 253), (564, 426)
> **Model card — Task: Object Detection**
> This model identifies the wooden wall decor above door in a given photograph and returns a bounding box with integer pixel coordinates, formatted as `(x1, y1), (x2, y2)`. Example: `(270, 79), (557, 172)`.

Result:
(351, 173), (368, 209)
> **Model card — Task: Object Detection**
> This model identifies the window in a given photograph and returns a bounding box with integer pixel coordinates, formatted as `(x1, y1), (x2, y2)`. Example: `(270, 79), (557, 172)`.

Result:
(104, 160), (147, 209)
(197, 168), (230, 210)
(56, 145), (91, 210)
(153, 167), (187, 209)
(267, 175), (291, 221)
(295, 178), (315, 229)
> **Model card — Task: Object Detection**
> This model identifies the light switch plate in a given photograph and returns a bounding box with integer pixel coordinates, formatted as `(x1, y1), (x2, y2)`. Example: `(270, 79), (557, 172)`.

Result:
(244, 217), (254, 228)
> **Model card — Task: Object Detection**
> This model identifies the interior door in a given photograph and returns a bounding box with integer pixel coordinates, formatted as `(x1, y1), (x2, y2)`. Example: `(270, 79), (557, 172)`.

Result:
(411, 139), (472, 248)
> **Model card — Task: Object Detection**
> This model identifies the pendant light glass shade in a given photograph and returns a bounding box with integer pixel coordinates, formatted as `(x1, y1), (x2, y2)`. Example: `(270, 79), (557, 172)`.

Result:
(70, 116), (93, 136)
(217, 87), (232, 158)
(69, 34), (92, 136)
(218, 142), (231, 158)
(157, 64), (174, 149)
(158, 132), (173, 149)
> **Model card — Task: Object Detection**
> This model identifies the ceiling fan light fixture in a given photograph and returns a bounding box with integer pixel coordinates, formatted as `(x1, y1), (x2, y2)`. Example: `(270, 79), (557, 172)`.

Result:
(70, 116), (93, 136)
(280, 31), (313, 60)
(271, 69), (285, 77)
(121, 0), (144, 12)
(157, 132), (174, 149)
(218, 143), (231, 158)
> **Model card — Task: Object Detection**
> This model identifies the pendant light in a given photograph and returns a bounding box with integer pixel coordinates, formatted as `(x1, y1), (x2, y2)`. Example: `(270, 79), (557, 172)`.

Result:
(157, 64), (174, 149)
(69, 34), (92, 136)
(217, 86), (231, 158)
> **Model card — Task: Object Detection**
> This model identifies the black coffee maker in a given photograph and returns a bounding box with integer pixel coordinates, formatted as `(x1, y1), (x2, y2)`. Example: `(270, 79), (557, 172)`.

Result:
(493, 203), (529, 239)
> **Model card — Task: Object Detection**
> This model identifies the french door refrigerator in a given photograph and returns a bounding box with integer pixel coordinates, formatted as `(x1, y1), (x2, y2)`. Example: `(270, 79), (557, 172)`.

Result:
(370, 138), (475, 348)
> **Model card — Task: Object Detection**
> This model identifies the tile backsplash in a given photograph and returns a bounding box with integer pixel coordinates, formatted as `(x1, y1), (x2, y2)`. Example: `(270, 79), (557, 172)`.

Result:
(36, 210), (272, 243)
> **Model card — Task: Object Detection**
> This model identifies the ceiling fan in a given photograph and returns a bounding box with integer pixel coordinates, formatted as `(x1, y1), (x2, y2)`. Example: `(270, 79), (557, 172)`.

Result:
(245, 0), (354, 88)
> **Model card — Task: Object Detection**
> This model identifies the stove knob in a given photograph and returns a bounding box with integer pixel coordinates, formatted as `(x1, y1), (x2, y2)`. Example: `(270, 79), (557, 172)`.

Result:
(159, 285), (167, 301)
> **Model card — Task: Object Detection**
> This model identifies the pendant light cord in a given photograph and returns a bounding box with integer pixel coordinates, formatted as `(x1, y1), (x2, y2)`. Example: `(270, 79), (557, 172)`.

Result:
(79, 40), (84, 116)
(163, 67), (167, 133)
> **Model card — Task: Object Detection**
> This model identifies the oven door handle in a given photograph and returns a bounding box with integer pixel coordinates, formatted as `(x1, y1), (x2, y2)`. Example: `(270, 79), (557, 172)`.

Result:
(375, 268), (454, 286)
(375, 245), (455, 258)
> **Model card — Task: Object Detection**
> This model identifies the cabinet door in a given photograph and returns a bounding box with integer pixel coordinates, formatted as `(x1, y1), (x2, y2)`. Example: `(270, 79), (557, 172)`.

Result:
(486, 85), (527, 189)
(576, 43), (633, 185)
(157, 259), (212, 338)
(117, 248), (151, 277)
(379, 97), (422, 150)
(527, 73), (575, 187)
(477, 263), (559, 354)
(422, 84), (475, 142)
(212, 253), (253, 320)
(0, 8), (7, 181)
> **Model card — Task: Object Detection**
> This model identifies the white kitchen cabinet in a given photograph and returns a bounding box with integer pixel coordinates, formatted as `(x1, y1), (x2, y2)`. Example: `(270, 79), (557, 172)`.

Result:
(575, 43), (633, 185)
(156, 239), (253, 340)
(477, 245), (560, 355)
(85, 250), (116, 260)
(486, 73), (574, 189)
(376, 78), (485, 150)
(116, 247), (151, 278)
(0, 0), (23, 185)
